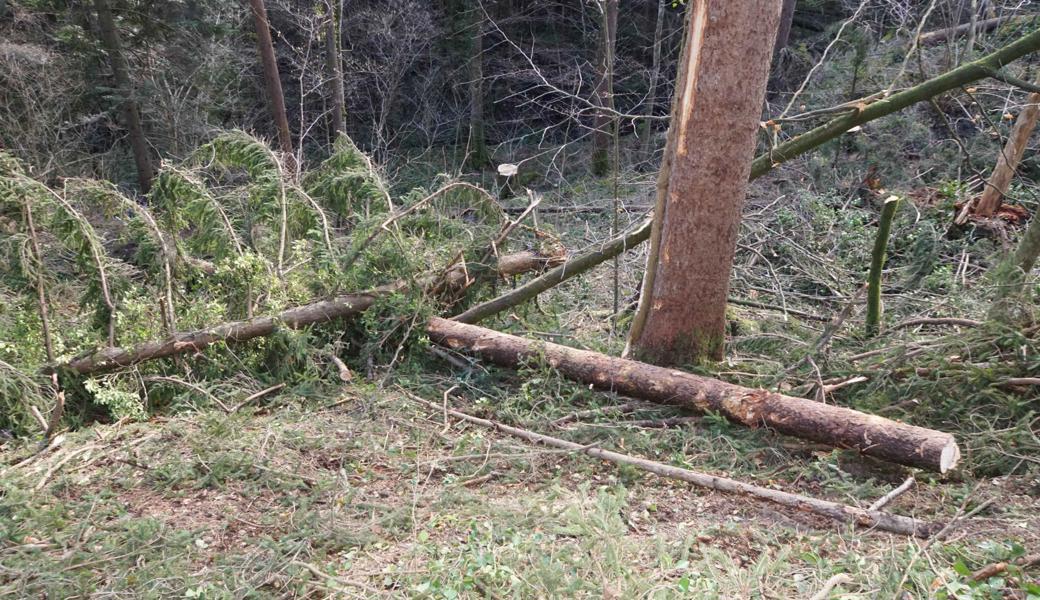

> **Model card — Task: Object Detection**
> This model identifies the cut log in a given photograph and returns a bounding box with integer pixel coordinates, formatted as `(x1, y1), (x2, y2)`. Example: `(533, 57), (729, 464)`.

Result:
(425, 317), (961, 473)
(918, 15), (1034, 47)
(62, 252), (560, 376)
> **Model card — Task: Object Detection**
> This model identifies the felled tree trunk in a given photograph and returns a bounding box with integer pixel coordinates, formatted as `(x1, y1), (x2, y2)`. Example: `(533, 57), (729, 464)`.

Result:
(63, 251), (560, 375)
(427, 317), (961, 473)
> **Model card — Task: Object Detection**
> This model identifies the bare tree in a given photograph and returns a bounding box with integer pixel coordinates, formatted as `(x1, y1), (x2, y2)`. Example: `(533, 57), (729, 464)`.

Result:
(94, 0), (155, 192)
(640, 0), (668, 162)
(626, 0), (782, 365)
(249, 0), (294, 160)
(591, 0), (619, 176)
(325, 0), (346, 137)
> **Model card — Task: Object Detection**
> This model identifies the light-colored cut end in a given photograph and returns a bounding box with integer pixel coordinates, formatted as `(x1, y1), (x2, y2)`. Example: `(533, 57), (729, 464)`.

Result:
(940, 441), (961, 473)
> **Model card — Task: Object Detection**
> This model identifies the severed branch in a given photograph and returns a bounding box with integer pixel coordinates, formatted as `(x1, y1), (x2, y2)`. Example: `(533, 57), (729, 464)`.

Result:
(402, 391), (939, 538)
(891, 317), (982, 330)
(869, 477), (916, 511)
(981, 66), (1040, 94)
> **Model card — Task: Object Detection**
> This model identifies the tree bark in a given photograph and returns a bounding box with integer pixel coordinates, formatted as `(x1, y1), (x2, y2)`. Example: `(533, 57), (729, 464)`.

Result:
(640, 0), (668, 162)
(324, 0), (345, 138)
(466, 1), (490, 169)
(93, 0), (154, 192)
(427, 317), (961, 473)
(451, 26), (1040, 326)
(773, 0), (797, 57)
(627, 0), (782, 365)
(918, 14), (1033, 46)
(249, 0), (294, 160)
(975, 87), (1040, 217)
(591, 0), (619, 177)
(61, 251), (560, 375)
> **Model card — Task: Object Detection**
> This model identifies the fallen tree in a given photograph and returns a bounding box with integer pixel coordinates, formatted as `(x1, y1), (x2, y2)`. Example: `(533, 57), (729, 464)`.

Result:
(453, 25), (1040, 325)
(918, 14), (1035, 47)
(403, 390), (938, 538)
(425, 317), (961, 473)
(62, 251), (561, 375)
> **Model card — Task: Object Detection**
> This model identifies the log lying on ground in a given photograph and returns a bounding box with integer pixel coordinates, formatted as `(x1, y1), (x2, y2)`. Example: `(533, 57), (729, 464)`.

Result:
(453, 26), (1040, 325)
(403, 391), (939, 538)
(426, 317), (961, 473)
(918, 15), (1034, 46)
(62, 251), (560, 376)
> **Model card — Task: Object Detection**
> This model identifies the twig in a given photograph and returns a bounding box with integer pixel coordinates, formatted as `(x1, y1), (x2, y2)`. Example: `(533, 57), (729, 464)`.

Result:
(822, 376), (869, 394)
(28, 406), (48, 431)
(292, 560), (383, 596)
(551, 402), (645, 427)
(809, 574), (852, 600)
(401, 390), (939, 538)
(891, 317), (982, 330)
(142, 375), (230, 413)
(869, 477), (916, 511)
(229, 383), (287, 413)
(983, 66), (1040, 94)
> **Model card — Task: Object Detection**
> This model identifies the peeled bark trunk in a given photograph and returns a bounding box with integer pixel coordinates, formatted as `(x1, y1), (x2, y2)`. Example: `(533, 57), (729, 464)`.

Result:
(627, 0), (782, 365)
(975, 88), (1040, 217)
(427, 317), (961, 473)
(249, 0), (294, 160)
(93, 0), (154, 192)
(325, 0), (345, 138)
(590, 0), (619, 177)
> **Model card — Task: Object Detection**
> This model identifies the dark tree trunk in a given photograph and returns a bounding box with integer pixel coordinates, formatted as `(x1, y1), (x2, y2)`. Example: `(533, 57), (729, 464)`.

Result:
(591, 0), (619, 177)
(773, 0), (797, 57)
(94, 0), (154, 192)
(627, 0), (782, 365)
(640, 0), (668, 162)
(249, 0), (294, 161)
(325, 0), (345, 138)
(465, 6), (490, 170)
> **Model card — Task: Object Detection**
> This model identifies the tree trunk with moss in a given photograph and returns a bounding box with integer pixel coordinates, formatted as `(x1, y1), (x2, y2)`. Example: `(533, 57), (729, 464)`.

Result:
(591, 0), (618, 177)
(94, 0), (154, 192)
(626, 0), (781, 366)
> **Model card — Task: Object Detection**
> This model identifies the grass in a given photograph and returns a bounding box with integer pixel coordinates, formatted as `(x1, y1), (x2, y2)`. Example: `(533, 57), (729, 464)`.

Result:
(2, 374), (1038, 598)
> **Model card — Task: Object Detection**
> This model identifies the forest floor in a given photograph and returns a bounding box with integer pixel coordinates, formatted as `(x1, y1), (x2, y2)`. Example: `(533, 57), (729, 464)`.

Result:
(1, 387), (1039, 599)
(3, 176), (1040, 599)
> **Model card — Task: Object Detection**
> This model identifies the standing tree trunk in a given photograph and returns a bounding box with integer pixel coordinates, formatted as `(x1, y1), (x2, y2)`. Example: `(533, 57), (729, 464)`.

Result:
(249, 0), (294, 162)
(466, 1), (490, 169)
(325, 0), (345, 138)
(975, 88), (1040, 217)
(591, 0), (619, 177)
(94, 0), (154, 193)
(640, 0), (668, 163)
(773, 0), (796, 57)
(626, 0), (782, 366)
